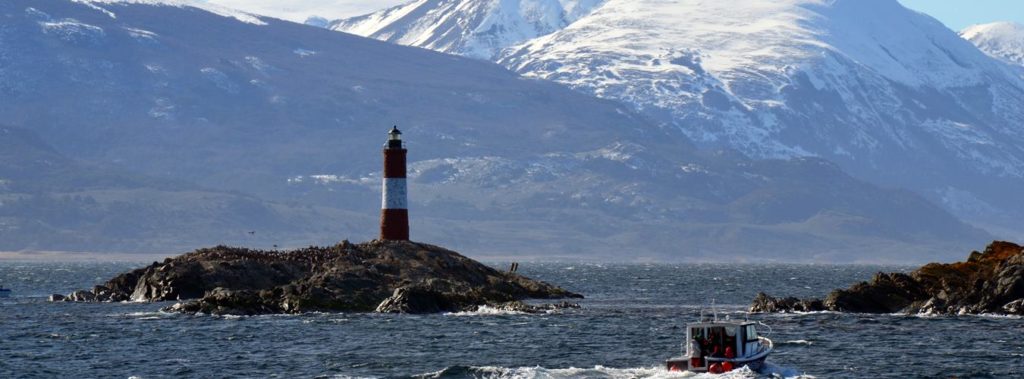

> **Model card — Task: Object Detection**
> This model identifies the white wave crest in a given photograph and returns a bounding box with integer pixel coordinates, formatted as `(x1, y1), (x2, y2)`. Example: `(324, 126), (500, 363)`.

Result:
(783, 339), (813, 345)
(416, 364), (812, 379)
(444, 305), (529, 317)
(122, 311), (171, 319)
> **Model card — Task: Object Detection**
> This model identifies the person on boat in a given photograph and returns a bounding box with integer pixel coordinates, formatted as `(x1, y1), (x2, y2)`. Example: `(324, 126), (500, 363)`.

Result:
(724, 346), (735, 359)
(704, 331), (717, 352)
(688, 338), (702, 367)
(710, 345), (722, 358)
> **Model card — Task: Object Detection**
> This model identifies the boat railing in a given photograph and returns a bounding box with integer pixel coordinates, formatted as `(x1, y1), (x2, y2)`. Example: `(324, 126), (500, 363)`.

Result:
(757, 321), (773, 338)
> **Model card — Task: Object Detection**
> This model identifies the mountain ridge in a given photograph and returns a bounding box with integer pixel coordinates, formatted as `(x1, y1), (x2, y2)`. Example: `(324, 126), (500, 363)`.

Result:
(0, 0), (992, 262)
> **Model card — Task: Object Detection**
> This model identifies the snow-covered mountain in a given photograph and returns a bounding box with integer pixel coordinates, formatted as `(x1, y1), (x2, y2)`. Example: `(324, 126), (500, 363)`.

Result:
(961, 22), (1024, 68)
(0, 0), (992, 261)
(327, 0), (604, 59)
(336, 0), (1024, 237)
(501, 0), (1024, 167)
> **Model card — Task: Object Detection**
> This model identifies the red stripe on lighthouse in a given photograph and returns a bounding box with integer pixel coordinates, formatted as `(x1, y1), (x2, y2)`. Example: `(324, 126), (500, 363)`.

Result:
(384, 150), (407, 178)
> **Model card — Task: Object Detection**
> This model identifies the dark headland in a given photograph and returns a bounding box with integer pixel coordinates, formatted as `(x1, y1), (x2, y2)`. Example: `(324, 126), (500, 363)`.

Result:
(750, 241), (1024, 316)
(51, 240), (582, 315)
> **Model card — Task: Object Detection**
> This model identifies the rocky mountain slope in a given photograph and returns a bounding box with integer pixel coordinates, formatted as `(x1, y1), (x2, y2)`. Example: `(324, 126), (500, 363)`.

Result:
(52, 240), (582, 315)
(0, 126), (362, 252)
(750, 241), (1024, 315)
(0, 0), (991, 261)
(335, 0), (1024, 240)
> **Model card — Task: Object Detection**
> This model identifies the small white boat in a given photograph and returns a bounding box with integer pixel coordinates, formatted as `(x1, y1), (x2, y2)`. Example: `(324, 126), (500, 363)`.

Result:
(665, 318), (773, 374)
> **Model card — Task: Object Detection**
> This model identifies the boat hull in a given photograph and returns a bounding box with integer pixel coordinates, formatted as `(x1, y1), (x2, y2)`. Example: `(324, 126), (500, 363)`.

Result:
(666, 355), (768, 373)
(666, 336), (772, 374)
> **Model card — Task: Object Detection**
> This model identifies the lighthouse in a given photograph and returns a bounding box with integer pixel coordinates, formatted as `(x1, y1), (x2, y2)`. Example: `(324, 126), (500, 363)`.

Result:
(380, 126), (410, 241)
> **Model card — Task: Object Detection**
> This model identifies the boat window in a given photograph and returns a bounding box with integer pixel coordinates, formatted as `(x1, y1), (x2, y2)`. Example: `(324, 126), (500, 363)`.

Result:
(745, 325), (758, 341)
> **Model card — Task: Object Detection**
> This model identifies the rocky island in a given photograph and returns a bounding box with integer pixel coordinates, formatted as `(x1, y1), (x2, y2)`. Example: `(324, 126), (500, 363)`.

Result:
(51, 240), (582, 315)
(750, 241), (1024, 315)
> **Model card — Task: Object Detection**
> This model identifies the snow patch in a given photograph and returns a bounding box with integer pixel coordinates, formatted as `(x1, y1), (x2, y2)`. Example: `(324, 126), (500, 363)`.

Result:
(39, 19), (106, 45)
(82, 0), (267, 26)
(72, 0), (118, 19)
(25, 8), (52, 21)
(144, 64), (166, 74)
(123, 27), (158, 42)
(199, 67), (238, 93)
(287, 175), (371, 186)
(243, 56), (274, 75)
(148, 98), (175, 120)
(293, 48), (317, 58)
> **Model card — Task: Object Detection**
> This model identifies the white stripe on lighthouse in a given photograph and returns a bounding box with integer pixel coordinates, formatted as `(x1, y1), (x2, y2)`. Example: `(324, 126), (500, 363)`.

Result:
(381, 178), (408, 209)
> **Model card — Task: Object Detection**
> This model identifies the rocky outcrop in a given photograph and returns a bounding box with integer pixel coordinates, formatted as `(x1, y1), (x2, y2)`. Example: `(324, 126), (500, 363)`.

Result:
(53, 240), (582, 315)
(750, 241), (1024, 315)
(750, 293), (825, 313)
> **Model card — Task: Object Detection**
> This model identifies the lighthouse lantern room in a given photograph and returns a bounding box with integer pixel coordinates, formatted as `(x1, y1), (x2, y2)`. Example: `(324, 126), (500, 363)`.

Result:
(380, 126), (410, 241)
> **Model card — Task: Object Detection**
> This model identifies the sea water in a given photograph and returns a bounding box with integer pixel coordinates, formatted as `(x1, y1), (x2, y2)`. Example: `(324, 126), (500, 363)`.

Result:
(0, 262), (1022, 378)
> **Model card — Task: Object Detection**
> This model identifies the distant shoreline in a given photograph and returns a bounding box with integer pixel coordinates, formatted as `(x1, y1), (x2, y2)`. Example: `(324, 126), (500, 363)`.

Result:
(0, 251), (175, 263)
(0, 249), (927, 265)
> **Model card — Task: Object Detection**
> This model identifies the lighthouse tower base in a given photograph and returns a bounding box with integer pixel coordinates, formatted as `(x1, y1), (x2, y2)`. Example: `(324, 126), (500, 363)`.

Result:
(380, 209), (409, 241)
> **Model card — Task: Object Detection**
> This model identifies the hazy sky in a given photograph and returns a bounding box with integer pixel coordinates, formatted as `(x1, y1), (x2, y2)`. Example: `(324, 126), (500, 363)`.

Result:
(202, 0), (1022, 31)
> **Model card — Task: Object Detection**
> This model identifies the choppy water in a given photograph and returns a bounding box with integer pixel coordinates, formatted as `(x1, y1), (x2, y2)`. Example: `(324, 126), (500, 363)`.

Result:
(1, 262), (1022, 378)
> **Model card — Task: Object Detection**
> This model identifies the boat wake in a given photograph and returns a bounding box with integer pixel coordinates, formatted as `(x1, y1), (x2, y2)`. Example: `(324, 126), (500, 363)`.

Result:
(408, 363), (813, 379)
(780, 339), (813, 346)
(444, 305), (531, 317)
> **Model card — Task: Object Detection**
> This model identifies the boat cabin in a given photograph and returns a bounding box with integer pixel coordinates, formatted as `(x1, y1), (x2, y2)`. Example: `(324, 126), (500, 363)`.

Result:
(667, 320), (772, 373)
(688, 321), (759, 364)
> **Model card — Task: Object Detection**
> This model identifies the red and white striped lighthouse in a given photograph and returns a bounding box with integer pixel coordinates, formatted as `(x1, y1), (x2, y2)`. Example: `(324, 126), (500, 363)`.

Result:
(380, 126), (409, 241)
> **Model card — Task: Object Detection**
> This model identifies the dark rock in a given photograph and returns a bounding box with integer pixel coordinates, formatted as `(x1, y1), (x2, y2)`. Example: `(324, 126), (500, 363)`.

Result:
(749, 292), (825, 313)
(60, 240), (582, 315)
(824, 272), (927, 313)
(375, 285), (460, 314)
(48, 294), (65, 302)
(751, 241), (1024, 315)
(66, 290), (95, 302)
(1003, 299), (1024, 315)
